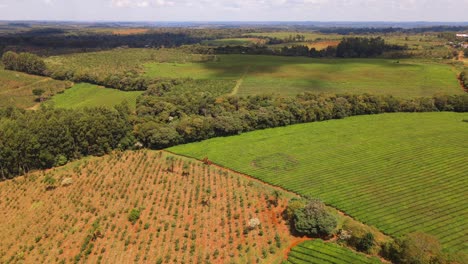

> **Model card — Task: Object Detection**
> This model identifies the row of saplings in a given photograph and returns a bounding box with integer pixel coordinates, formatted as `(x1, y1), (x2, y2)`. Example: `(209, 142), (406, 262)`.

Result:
(284, 198), (465, 264)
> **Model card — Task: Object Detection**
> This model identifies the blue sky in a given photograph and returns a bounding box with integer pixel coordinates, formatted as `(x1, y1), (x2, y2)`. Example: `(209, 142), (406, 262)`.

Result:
(0, 0), (467, 21)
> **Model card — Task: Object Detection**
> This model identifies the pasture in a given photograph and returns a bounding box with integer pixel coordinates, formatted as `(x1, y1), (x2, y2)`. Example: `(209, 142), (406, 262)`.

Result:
(0, 151), (296, 264)
(45, 48), (212, 79)
(0, 68), (71, 109)
(287, 239), (383, 264)
(169, 112), (468, 252)
(201, 38), (265, 46)
(145, 55), (461, 97)
(49, 83), (143, 110)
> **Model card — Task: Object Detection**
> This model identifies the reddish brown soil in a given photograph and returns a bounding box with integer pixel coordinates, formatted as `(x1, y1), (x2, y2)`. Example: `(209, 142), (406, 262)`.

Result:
(0, 150), (296, 263)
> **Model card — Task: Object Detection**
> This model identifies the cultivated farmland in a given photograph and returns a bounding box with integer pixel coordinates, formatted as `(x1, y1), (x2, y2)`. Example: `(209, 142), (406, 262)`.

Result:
(45, 48), (213, 79)
(0, 67), (72, 109)
(49, 83), (143, 110)
(287, 239), (383, 264)
(0, 150), (296, 264)
(145, 55), (461, 97)
(169, 112), (468, 252)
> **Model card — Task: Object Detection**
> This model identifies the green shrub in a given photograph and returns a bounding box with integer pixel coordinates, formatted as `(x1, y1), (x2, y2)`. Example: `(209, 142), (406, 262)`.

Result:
(128, 208), (141, 224)
(293, 199), (337, 237)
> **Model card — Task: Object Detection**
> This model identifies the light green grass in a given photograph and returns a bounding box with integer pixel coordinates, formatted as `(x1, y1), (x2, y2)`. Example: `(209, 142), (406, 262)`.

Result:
(288, 240), (383, 264)
(201, 38), (258, 46)
(49, 83), (143, 110)
(145, 55), (461, 97)
(0, 67), (71, 109)
(169, 112), (468, 252)
(243, 31), (343, 41)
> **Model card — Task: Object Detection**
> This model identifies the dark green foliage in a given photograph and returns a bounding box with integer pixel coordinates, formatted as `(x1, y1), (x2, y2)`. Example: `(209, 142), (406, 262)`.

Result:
(1, 51), (46, 75)
(0, 103), (134, 179)
(292, 199), (337, 237)
(32, 88), (45, 97)
(128, 208), (141, 224)
(459, 70), (468, 91)
(213, 37), (404, 58)
(356, 232), (375, 253)
(135, 91), (468, 149)
(1, 51), (18, 70)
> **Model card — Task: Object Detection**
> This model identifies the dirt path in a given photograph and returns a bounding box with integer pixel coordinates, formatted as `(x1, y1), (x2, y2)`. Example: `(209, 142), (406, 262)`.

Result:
(229, 66), (250, 96)
(283, 237), (313, 259)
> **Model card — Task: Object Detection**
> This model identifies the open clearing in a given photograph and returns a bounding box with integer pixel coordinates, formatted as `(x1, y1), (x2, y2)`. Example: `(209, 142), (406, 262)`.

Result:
(49, 83), (143, 110)
(169, 112), (468, 252)
(0, 68), (71, 109)
(286, 239), (383, 264)
(145, 55), (461, 97)
(0, 151), (296, 264)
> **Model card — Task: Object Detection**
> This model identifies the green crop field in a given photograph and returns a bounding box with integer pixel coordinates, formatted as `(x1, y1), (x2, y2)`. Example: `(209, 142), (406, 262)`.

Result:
(49, 83), (143, 110)
(287, 240), (383, 264)
(169, 112), (468, 252)
(0, 67), (71, 109)
(201, 38), (263, 46)
(243, 31), (344, 41)
(45, 48), (212, 78)
(145, 55), (461, 97)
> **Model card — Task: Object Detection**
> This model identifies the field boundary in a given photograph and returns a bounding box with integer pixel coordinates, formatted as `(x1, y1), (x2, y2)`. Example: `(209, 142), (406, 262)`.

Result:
(162, 149), (392, 237)
(229, 66), (250, 96)
(163, 149), (394, 262)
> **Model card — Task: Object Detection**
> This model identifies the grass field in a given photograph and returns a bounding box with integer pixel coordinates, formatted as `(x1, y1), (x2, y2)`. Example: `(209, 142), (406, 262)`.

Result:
(45, 48), (212, 78)
(0, 67), (71, 109)
(287, 240), (383, 264)
(243, 32), (343, 41)
(201, 38), (265, 46)
(0, 151), (297, 263)
(145, 55), (462, 97)
(169, 112), (468, 252)
(49, 83), (143, 110)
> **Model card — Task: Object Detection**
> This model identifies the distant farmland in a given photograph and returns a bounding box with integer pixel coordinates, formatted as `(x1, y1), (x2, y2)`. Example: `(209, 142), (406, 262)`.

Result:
(169, 112), (468, 252)
(145, 55), (461, 97)
(49, 83), (143, 110)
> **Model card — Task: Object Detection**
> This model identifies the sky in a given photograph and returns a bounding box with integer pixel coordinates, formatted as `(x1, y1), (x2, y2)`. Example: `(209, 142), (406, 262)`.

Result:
(0, 0), (467, 22)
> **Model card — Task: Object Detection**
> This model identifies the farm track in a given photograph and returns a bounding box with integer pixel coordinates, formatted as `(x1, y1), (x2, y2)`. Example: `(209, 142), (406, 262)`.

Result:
(229, 66), (250, 96)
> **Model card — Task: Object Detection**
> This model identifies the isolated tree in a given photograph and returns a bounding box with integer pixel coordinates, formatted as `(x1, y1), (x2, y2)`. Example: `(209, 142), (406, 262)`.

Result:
(128, 208), (141, 224)
(293, 199), (337, 237)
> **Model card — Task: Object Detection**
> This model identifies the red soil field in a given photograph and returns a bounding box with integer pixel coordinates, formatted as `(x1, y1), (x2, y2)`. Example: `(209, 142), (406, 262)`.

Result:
(0, 150), (296, 263)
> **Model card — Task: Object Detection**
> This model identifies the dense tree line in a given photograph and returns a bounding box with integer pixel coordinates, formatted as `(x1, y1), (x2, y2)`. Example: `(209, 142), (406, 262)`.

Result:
(1, 92), (467, 180)
(214, 37), (404, 58)
(318, 26), (468, 35)
(336, 37), (404, 58)
(460, 70), (468, 91)
(0, 104), (134, 179)
(1, 51), (165, 91)
(1, 51), (46, 75)
(0, 31), (204, 52)
(135, 91), (468, 149)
